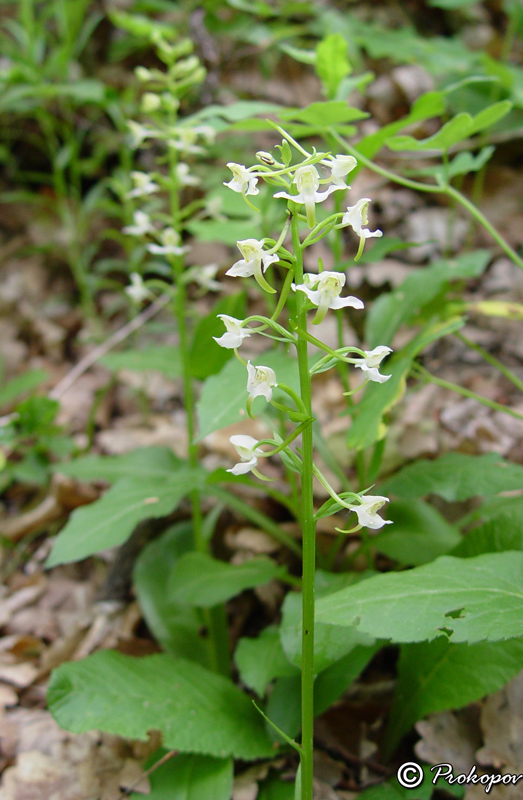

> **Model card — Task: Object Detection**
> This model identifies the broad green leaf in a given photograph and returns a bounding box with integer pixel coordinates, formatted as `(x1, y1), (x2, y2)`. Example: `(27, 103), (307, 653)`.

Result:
(196, 350), (301, 440)
(315, 34), (351, 100)
(48, 651), (276, 759)
(452, 497), (523, 558)
(316, 551), (523, 643)
(347, 317), (464, 451)
(187, 217), (256, 245)
(387, 101), (512, 152)
(314, 645), (379, 716)
(358, 769), (434, 800)
(47, 470), (203, 566)
(53, 446), (183, 482)
(134, 524), (211, 666)
(235, 626), (298, 696)
(0, 369), (48, 408)
(101, 346), (182, 379)
(189, 293), (246, 380)
(258, 776), (295, 800)
(280, 576), (374, 672)
(266, 674), (301, 740)
(429, 0), (479, 6)
(279, 101), (367, 126)
(410, 146), (494, 180)
(169, 552), (285, 607)
(380, 452), (523, 501)
(374, 499), (461, 566)
(358, 236), (416, 264)
(186, 100), (284, 125)
(130, 752), (233, 800)
(365, 250), (490, 348)
(385, 637), (523, 752)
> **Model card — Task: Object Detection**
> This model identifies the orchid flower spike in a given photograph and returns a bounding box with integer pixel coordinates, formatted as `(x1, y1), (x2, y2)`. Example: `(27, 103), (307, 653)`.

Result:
(274, 164), (345, 228)
(122, 211), (155, 237)
(224, 163), (259, 197)
(147, 228), (190, 256)
(341, 198), (382, 260)
(353, 346), (393, 383)
(127, 121), (159, 150)
(226, 239), (279, 293)
(177, 162), (201, 187)
(322, 154), (357, 186)
(227, 435), (264, 476)
(125, 273), (151, 304)
(213, 315), (251, 349)
(292, 271), (364, 324)
(184, 264), (221, 292)
(349, 495), (391, 530)
(247, 362), (277, 403)
(127, 171), (159, 199)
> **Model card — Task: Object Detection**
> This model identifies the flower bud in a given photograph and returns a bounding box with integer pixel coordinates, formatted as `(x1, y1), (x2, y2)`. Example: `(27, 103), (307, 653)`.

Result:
(256, 151), (275, 166)
(141, 92), (161, 112)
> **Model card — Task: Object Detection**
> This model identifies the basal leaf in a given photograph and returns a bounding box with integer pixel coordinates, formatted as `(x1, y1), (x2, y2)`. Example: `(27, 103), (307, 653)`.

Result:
(235, 626), (299, 697)
(169, 552), (285, 607)
(130, 753), (233, 800)
(385, 637), (523, 753)
(279, 101), (367, 126)
(315, 34), (351, 100)
(381, 452), (523, 501)
(374, 499), (461, 566)
(48, 651), (276, 759)
(316, 551), (523, 644)
(452, 497), (523, 558)
(54, 446), (183, 482)
(101, 346), (182, 379)
(47, 470), (203, 566)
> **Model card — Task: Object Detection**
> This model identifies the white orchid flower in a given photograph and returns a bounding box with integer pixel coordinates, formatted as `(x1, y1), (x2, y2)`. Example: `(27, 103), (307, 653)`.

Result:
(322, 154), (357, 186)
(122, 211), (155, 237)
(247, 362), (277, 402)
(226, 239), (279, 293)
(353, 346), (393, 383)
(177, 162), (201, 187)
(224, 163), (259, 197)
(184, 263), (221, 292)
(127, 171), (159, 199)
(227, 435), (264, 476)
(341, 198), (382, 259)
(127, 121), (159, 149)
(274, 164), (346, 228)
(147, 228), (190, 256)
(349, 495), (392, 530)
(292, 271), (364, 324)
(169, 127), (204, 155)
(125, 273), (151, 304)
(213, 315), (251, 349)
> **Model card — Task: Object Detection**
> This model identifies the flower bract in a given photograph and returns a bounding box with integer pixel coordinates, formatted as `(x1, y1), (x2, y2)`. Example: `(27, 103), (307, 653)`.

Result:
(213, 315), (251, 349)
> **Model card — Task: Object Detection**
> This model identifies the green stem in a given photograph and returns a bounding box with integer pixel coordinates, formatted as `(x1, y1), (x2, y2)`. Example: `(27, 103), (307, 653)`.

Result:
(413, 364), (523, 421)
(291, 206), (315, 800)
(456, 332), (523, 394)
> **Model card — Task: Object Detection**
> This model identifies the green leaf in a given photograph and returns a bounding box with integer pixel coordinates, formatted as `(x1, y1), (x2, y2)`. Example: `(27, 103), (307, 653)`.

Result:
(374, 499), (461, 566)
(380, 452), (523, 501)
(387, 101), (512, 152)
(314, 645), (379, 716)
(410, 146), (494, 180)
(101, 346), (182, 379)
(452, 497), (523, 558)
(189, 293), (246, 380)
(0, 369), (48, 408)
(134, 524), (211, 666)
(169, 552), (285, 607)
(279, 101), (367, 126)
(385, 637), (523, 753)
(316, 551), (523, 644)
(266, 674), (302, 740)
(47, 470), (203, 566)
(357, 769), (435, 800)
(258, 775), (295, 800)
(315, 34), (351, 100)
(347, 317), (464, 451)
(53, 446), (183, 482)
(196, 351), (301, 440)
(48, 650), (276, 759)
(235, 626), (299, 697)
(429, 0), (479, 7)
(130, 753), (233, 800)
(365, 250), (490, 348)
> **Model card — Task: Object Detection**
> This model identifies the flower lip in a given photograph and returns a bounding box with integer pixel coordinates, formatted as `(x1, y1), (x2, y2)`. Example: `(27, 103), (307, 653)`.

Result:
(213, 314), (250, 349)
(227, 434), (263, 475)
(350, 495), (391, 530)
(247, 361), (277, 402)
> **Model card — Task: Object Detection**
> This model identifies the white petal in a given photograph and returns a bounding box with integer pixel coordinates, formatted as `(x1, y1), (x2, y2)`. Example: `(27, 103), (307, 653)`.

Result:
(313, 185), (346, 202)
(329, 295), (365, 310)
(226, 259), (254, 277)
(227, 457), (257, 475)
(360, 365), (391, 383)
(273, 191), (299, 202)
(213, 332), (243, 349)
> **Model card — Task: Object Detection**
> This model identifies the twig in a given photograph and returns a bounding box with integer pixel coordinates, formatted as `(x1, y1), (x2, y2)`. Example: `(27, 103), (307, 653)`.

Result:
(116, 750), (178, 799)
